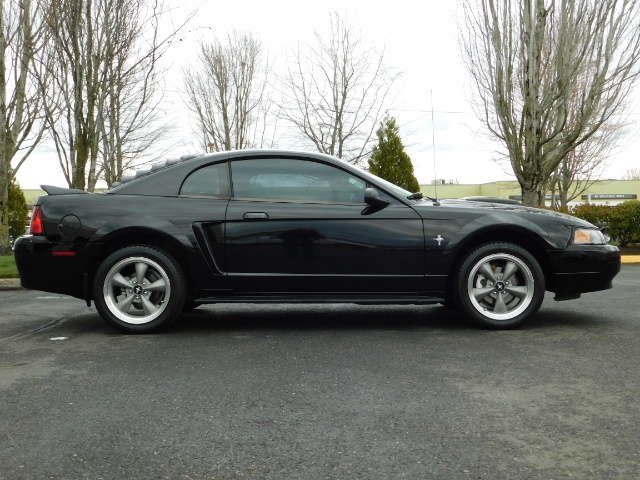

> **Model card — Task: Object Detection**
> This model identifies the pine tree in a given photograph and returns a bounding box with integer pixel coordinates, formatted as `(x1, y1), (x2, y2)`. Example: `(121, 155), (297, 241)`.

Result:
(368, 117), (419, 192)
(8, 179), (28, 243)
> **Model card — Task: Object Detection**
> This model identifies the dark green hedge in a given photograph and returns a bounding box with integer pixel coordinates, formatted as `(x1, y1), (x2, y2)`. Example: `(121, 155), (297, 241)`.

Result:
(550, 200), (640, 246)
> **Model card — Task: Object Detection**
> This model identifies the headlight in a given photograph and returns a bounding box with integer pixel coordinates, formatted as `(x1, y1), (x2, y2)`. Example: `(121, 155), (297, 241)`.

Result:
(572, 227), (607, 245)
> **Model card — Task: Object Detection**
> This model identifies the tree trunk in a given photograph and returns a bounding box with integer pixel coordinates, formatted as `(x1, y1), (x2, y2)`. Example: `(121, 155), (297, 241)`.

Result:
(521, 189), (542, 207)
(460, 0), (640, 209)
(0, 176), (9, 255)
(0, 2), (8, 254)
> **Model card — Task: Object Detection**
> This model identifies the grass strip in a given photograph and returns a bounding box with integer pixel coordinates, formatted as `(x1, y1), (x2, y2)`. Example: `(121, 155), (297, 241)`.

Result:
(0, 255), (18, 279)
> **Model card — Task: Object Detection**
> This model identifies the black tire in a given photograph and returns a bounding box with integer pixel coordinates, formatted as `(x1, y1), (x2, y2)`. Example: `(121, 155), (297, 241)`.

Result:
(93, 246), (185, 333)
(454, 242), (545, 329)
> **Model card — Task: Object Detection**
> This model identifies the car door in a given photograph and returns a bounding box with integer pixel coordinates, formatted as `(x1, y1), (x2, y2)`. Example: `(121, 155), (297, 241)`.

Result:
(224, 157), (425, 294)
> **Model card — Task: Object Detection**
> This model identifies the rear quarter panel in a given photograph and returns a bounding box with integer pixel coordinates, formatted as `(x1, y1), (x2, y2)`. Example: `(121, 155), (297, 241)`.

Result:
(36, 193), (229, 291)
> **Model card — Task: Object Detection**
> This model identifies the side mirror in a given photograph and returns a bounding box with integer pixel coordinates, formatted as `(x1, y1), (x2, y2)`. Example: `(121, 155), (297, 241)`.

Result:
(364, 188), (390, 210)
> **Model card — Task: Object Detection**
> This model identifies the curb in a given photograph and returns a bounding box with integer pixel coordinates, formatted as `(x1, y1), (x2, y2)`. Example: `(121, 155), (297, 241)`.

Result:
(0, 278), (21, 291)
(621, 255), (640, 264)
(2, 256), (639, 291)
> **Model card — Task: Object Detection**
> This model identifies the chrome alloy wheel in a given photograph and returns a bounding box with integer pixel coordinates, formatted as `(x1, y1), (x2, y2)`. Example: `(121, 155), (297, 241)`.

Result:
(102, 256), (171, 325)
(466, 253), (535, 321)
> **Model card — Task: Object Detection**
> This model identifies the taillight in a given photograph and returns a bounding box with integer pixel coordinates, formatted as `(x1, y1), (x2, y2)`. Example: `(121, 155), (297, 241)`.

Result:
(30, 206), (44, 235)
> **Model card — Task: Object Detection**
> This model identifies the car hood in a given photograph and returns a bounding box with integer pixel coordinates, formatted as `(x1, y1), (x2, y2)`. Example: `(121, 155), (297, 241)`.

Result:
(415, 198), (593, 226)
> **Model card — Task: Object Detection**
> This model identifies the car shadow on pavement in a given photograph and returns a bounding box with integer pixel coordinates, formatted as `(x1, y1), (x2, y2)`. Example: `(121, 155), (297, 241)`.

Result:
(167, 303), (607, 334)
(33, 303), (608, 337)
(170, 303), (472, 333)
(170, 297), (611, 333)
(523, 307), (608, 330)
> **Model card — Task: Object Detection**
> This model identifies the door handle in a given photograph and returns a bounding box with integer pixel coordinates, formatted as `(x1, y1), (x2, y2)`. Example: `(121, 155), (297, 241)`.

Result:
(243, 212), (269, 220)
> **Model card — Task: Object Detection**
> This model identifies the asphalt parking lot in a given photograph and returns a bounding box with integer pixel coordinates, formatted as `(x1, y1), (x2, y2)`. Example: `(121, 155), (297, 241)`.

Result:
(1, 266), (639, 480)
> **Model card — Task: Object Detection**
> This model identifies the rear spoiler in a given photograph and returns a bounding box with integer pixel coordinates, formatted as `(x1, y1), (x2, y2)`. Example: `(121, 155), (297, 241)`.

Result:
(41, 185), (88, 195)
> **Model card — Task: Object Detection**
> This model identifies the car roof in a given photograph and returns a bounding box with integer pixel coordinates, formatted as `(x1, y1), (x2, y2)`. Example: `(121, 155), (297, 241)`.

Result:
(107, 150), (352, 196)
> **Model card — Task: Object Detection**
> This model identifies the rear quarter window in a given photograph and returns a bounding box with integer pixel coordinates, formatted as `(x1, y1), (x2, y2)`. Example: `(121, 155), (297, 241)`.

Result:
(180, 163), (230, 197)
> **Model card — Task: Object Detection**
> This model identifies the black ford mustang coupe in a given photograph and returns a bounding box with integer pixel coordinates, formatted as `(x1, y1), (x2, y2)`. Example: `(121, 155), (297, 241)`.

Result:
(14, 150), (620, 333)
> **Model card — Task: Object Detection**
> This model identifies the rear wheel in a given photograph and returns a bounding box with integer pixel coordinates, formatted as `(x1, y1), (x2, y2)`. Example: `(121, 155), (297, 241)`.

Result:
(455, 242), (545, 329)
(94, 246), (185, 333)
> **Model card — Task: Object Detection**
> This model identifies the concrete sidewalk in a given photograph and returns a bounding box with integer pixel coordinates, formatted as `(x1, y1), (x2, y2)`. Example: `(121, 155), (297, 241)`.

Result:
(2, 255), (638, 291)
(0, 278), (20, 290)
(0, 278), (21, 290)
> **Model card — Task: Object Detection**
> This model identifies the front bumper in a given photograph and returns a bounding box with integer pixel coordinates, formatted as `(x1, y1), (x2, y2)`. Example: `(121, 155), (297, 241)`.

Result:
(548, 244), (621, 297)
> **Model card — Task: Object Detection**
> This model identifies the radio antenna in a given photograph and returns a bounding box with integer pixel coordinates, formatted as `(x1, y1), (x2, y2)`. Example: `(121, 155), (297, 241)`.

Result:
(430, 90), (439, 202)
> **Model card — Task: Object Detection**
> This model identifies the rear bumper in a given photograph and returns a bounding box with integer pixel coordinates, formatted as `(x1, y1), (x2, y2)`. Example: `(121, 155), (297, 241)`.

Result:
(548, 244), (621, 297)
(13, 236), (95, 300)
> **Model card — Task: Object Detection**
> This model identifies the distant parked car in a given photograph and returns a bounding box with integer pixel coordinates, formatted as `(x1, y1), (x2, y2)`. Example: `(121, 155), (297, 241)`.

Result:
(8, 226), (30, 249)
(460, 196), (521, 205)
(13, 150), (620, 333)
(594, 222), (612, 243)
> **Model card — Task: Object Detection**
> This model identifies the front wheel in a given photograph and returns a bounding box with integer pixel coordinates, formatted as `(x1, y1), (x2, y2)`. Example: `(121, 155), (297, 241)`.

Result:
(94, 246), (186, 333)
(454, 243), (545, 329)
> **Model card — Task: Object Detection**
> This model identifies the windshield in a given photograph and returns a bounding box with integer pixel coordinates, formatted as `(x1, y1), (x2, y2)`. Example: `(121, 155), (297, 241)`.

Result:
(352, 165), (415, 198)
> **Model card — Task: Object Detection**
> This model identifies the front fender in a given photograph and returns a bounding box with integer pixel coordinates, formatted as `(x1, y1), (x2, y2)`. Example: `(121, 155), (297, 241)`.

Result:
(422, 212), (571, 276)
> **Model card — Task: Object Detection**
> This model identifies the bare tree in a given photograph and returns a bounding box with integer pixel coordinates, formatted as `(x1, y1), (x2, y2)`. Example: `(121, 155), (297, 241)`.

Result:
(41, 0), (187, 191)
(41, 0), (101, 191)
(460, 0), (640, 206)
(281, 12), (399, 164)
(99, 1), (176, 187)
(0, 0), (49, 253)
(182, 31), (276, 152)
(547, 143), (608, 207)
(622, 168), (640, 180)
(546, 94), (627, 207)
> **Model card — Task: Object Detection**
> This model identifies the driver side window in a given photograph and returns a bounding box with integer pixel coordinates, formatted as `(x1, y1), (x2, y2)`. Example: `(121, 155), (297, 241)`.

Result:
(231, 158), (366, 203)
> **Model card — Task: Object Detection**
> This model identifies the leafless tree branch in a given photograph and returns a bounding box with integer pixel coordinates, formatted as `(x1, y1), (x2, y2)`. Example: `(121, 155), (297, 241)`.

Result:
(182, 30), (277, 152)
(40, 0), (192, 190)
(0, 0), (50, 252)
(280, 12), (400, 165)
(459, 0), (640, 206)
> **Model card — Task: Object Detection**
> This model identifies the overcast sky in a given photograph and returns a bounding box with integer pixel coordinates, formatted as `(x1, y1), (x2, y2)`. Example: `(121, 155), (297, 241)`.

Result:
(15, 0), (640, 189)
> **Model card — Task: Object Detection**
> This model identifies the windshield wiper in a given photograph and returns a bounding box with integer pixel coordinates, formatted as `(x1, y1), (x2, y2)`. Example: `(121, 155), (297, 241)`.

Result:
(407, 192), (439, 202)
